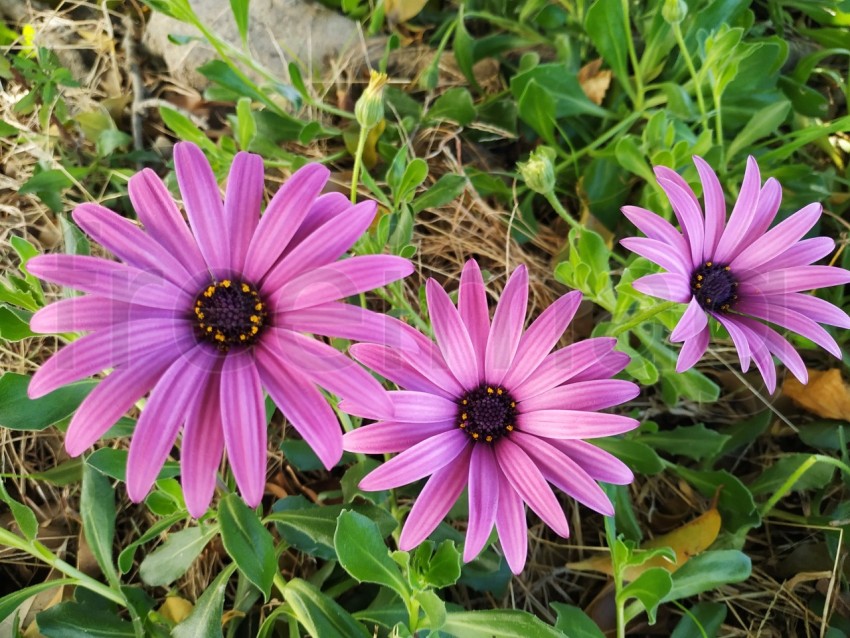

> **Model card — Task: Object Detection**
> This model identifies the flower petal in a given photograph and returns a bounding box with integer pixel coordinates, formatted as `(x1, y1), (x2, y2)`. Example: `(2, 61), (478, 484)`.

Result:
(516, 410), (639, 439)
(398, 446), (472, 551)
(778, 292), (850, 328)
(569, 351), (631, 382)
(513, 431), (613, 515)
(343, 419), (455, 454)
(427, 278), (479, 389)
(713, 156), (761, 263)
(739, 177), (782, 250)
(220, 351), (267, 507)
(174, 142), (230, 276)
(734, 315), (807, 385)
(547, 439), (634, 484)
(464, 444), (499, 562)
(358, 429), (469, 491)
(621, 205), (689, 255)
(484, 265), (528, 385)
(731, 203), (822, 273)
(693, 156), (726, 258)
(30, 296), (176, 334)
(349, 343), (454, 398)
(128, 168), (207, 277)
(512, 338), (617, 401)
(271, 255), (413, 312)
(669, 297), (708, 343)
(494, 467), (527, 574)
(224, 151), (264, 273)
(630, 273), (692, 303)
(255, 344), (343, 470)
(740, 265), (850, 296)
(620, 237), (691, 276)
(181, 360), (225, 518)
(458, 260), (490, 372)
(126, 345), (216, 503)
(502, 291), (581, 390)
(386, 391), (459, 422)
(675, 325), (710, 373)
(519, 379), (639, 412)
(27, 254), (191, 310)
(733, 319), (777, 393)
(655, 168), (705, 268)
(735, 298), (842, 358)
(712, 313), (752, 372)
(262, 200), (377, 292)
(286, 192), (351, 250)
(495, 438), (569, 537)
(743, 236), (835, 275)
(243, 163), (330, 282)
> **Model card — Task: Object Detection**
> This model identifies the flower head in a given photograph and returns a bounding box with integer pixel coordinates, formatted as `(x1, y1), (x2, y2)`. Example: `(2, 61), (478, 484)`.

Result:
(27, 142), (413, 516)
(341, 261), (638, 573)
(621, 156), (850, 392)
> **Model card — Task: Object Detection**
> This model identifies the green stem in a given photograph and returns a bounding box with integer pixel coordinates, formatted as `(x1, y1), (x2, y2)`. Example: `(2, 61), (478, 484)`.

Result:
(407, 595), (421, 635)
(621, 0), (644, 109)
(672, 22), (708, 131)
(543, 192), (581, 231)
(610, 301), (677, 337)
(760, 455), (850, 517)
(710, 80), (725, 166)
(604, 517), (627, 638)
(350, 126), (370, 203)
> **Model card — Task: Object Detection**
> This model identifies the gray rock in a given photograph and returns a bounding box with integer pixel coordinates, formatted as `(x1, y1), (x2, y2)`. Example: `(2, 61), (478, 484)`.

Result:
(143, 0), (359, 90)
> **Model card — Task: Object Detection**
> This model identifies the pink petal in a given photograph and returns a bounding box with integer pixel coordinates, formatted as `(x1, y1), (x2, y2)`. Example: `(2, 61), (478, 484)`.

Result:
(174, 142), (230, 276)
(739, 177), (782, 249)
(358, 429), (470, 491)
(669, 297), (708, 343)
(512, 337), (617, 401)
(397, 331), (466, 398)
(731, 203), (822, 273)
(349, 343), (454, 399)
(128, 168), (207, 277)
(654, 169), (705, 268)
(343, 420), (455, 454)
(675, 325), (710, 372)
(547, 439), (634, 484)
(743, 236), (835, 275)
(224, 151), (264, 274)
(519, 379), (639, 412)
(30, 297), (176, 334)
(569, 350), (631, 382)
(631, 273), (692, 303)
(427, 278), (480, 388)
(620, 237), (691, 276)
(458, 260), (490, 372)
(387, 391), (459, 422)
(181, 361), (225, 518)
(735, 298), (841, 358)
(712, 313), (752, 372)
(126, 346), (217, 503)
(464, 444), (499, 562)
(494, 467), (527, 574)
(501, 291), (581, 390)
(494, 438), (569, 537)
(740, 265), (850, 296)
(621, 205), (690, 255)
(732, 319), (777, 393)
(516, 410), (639, 439)
(254, 344), (343, 469)
(734, 315), (807, 385)
(778, 292), (850, 328)
(271, 255), (413, 312)
(484, 265), (528, 385)
(693, 156), (726, 258)
(512, 431), (613, 515)
(243, 163), (330, 282)
(398, 446), (472, 551)
(262, 200), (377, 292)
(286, 192), (352, 250)
(713, 156), (761, 263)
(220, 352), (267, 507)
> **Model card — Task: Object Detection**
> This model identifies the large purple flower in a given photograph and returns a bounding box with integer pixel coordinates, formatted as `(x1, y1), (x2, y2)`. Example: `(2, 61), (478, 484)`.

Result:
(27, 142), (413, 516)
(621, 156), (850, 393)
(341, 261), (638, 573)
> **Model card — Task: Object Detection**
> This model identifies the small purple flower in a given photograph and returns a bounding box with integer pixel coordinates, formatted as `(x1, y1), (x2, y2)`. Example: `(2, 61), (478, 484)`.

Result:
(27, 142), (413, 516)
(621, 156), (850, 393)
(341, 261), (638, 573)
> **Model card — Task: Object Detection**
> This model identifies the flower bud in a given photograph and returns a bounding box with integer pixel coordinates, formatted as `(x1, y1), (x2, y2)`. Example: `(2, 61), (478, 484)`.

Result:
(518, 146), (556, 195)
(355, 70), (388, 131)
(662, 0), (688, 24)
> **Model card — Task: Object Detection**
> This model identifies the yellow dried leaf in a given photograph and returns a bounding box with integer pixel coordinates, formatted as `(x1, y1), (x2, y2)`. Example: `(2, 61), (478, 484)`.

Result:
(158, 596), (194, 624)
(783, 368), (850, 421)
(567, 508), (721, 580)
(578, 59), (612, 106)
(385, 0), (429, 22)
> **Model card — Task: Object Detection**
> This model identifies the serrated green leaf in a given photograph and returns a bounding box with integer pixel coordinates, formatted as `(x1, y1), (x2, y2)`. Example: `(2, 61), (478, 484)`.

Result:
(219, 494), (275, 600)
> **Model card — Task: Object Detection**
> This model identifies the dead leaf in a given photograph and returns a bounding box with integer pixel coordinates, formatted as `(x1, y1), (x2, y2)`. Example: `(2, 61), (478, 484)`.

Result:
(567, 507), (721, 580)
(578, 59), (612, 106)
(385, 0), (428, 22)
(783, 369), (850, 421)
(158, 596), (194, 624)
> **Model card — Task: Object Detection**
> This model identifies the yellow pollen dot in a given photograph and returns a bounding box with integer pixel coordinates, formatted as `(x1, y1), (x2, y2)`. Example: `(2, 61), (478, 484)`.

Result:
(695, 283), (701, 289)
(206, 326), (213, 333)
(195, 300), (202, 306)
(697, 275), (703, 281)
(255, 303), (263, 311)
(485, 435), (493, 442)
(241, 283), (250, 292)
(459, 422), (467, 429)
(706, 261), (713, 267)
(222, 280), (231, 287)
(215, 333), (225, 342)
(250, 315), (260, 323)
(251, 326), (259, 334)
(506, 425), (514, 431)
(496, 388), (503, 395)
(472, 433), (479, 439)
(724, 266), (731, 271)
(461, 413), (468, 421)
(487, 387), (494, 394)
(510, 402), (516, 408)
(197, 312), (205, 319)
(462, 399), (468, 405)
(706, 297), (712, 304)
(240, 334), (247, 341)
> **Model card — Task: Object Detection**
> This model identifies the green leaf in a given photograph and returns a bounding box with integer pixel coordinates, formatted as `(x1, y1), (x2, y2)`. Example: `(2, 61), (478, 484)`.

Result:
(671, 467), (760, 534)
(671, 601), (727, 638)
(0, 119), (19, 136)
(234, 97), (256, 150)
(0, 373), (96, 431)
(551, 603), (605, 638)
(138, 525), (217, 587)
(0, 480), (38, 540)
(19, 169), (73, 212)
(595, 437), (664, 475)
(428, 87), (476, 125)
(441, 609), (567, 638)
(229, 0), (250, 46)
(0, 306), (34, 341)
(334, 510), (409, 598)
(516, 79), (555, 143)
(159, 106), (216, 151)
(417, 540), (462, 588)
(663, 550), (751, 602)
(173, 563), (236, 638)
(0, 579), (76, 623)
(397, 158), (429, 204)
(117, 512), (184, 574)
(618, 568), (673, 624)
(81, 462), (118, 584)
(269, 496), (395, 559)
(614, 136), (654, 183)
(37, 600), (135, 637)
(28, 457), (83, 486)
(513, 61), (610, 120)
(726, 99), (791, 160)
(414, 589), (447, 632)
(452, 11), (479, 91)
(411, 173), (467, 214)
(640, 424), (731, 461)
(59, 215), (90, 256)
(283, 578), (370, 638)
(218, 494), (276, 600)
(87, 448), (180, 483)
(748, 454), (836, 496)
(585, 0), (630, 97)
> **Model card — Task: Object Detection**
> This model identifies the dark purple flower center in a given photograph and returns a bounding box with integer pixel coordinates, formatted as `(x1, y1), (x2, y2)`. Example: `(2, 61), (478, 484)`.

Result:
(690, 261), (738, 313)
(193, 279), (267, 350)
(457, 385), (517, 443)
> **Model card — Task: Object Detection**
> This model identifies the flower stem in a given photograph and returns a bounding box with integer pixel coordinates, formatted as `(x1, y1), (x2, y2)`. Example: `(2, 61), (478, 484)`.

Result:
(610, 301), (678, 337)
(760, 454), (850, 517)
(672, 22), (708, 132)
(543, 192), (581, 231)
(621, 0), (644, 109)
(350, 126), (369, 204)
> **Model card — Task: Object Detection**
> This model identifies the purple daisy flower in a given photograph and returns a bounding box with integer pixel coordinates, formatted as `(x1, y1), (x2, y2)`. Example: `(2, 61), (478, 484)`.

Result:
(27, 142), (413, 516)
(341, 261), (639, 573)
(621, 156), (850, 393)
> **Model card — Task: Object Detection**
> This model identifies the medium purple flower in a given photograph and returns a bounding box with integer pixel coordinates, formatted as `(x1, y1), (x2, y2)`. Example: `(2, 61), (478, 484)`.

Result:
(27, 142), (413, 516)
(621, 156), (850, 393)
(341, 261), (638, 573)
